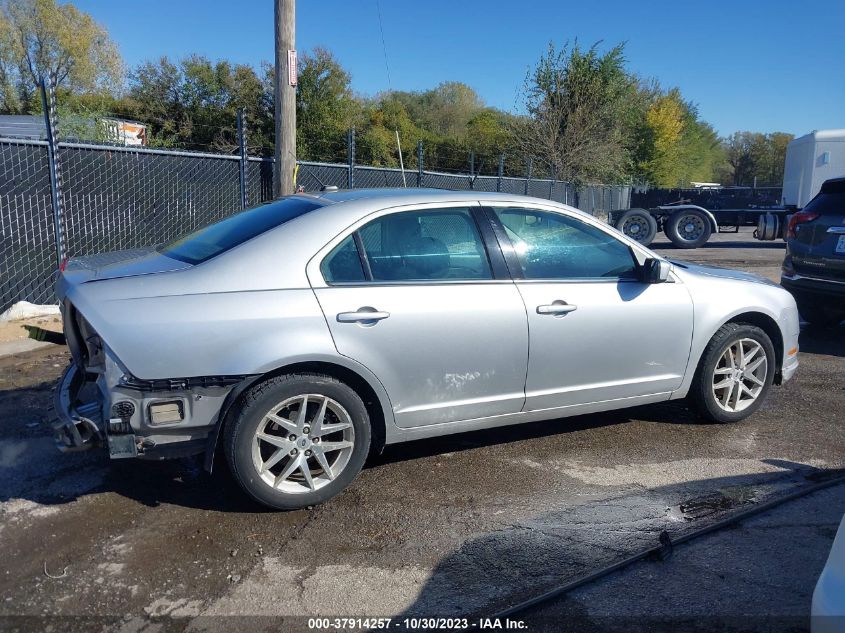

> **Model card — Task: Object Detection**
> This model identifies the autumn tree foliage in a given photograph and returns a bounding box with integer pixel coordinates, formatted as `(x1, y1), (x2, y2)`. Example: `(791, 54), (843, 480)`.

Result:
(0, 1), (792, 186)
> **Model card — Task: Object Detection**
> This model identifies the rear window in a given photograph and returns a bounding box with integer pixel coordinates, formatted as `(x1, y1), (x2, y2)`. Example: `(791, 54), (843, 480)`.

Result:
(158, 197), (322, 264)
(806, 180), (845, 215)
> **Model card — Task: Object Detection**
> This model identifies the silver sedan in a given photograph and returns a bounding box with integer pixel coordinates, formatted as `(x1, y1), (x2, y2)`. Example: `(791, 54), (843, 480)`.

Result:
(54, 189), (800, 509)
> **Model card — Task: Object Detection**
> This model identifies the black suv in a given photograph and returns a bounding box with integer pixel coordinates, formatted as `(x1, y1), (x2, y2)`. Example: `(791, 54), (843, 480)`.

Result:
(781, 177), (845, 326)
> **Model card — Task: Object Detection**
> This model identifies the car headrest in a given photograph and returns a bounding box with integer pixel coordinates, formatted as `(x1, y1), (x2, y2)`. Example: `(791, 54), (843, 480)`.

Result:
(403, 236), (450, 278)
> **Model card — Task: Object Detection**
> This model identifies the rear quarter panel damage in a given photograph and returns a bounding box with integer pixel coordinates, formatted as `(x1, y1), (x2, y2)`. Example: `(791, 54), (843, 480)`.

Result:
(67, 284), (337, 380)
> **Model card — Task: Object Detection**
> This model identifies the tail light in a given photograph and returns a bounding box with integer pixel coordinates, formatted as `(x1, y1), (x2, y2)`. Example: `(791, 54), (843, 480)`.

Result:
(59, 256), (69, 272)
(786, 211), (819, 238)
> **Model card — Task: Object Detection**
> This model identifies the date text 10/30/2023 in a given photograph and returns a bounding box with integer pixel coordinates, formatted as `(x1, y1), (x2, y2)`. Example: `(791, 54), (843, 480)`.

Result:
(307, 617), (528, 630)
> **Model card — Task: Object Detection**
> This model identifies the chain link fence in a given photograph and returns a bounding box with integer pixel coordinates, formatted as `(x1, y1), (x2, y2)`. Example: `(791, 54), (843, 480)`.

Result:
(0, 138), (56, 307)
(0, 88), (632, 312)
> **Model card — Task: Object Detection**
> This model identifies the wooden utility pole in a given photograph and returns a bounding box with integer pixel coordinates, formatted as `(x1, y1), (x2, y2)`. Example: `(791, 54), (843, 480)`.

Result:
(274, 0), (296, 197)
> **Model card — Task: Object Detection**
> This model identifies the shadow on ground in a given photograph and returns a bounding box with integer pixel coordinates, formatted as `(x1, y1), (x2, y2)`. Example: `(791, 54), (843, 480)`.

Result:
(392, 460), (845, 626)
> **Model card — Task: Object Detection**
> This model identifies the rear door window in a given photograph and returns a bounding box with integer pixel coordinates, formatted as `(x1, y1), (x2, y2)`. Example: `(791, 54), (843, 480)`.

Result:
(321, 207), (493, 283)
(321, 235), (366, 283)
(358, 208), (492, 281)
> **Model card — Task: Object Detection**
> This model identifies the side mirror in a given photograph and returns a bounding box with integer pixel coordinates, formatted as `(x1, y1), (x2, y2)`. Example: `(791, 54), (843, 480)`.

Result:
(642, 258), (672, 283)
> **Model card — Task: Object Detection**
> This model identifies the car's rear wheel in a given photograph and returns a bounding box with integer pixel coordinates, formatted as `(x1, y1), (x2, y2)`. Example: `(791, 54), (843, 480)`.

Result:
(666, 209), (712, 249)
(224, 373), (370, 510)
(689, 323), (775, 423)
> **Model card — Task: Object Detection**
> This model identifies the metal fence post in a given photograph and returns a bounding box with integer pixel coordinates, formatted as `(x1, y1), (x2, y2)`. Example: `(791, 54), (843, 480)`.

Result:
(469, 151), (475, 190)
(497, 154), (504, 192)
(237, 108), (248, 209)
(40, 79), (66, 268)
(347, 128), (355, 189)
(417, 140), (423, 188)
(524, 157), (533, 195)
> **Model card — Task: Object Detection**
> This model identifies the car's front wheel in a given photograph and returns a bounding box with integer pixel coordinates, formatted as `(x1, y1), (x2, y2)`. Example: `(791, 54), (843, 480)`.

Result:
(689, 323), (775, 423)
(224, 373), (371, 510)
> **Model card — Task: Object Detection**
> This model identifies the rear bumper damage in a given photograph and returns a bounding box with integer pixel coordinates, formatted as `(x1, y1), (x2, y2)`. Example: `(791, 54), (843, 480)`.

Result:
(53, 296), (249, 462)
(52, 363), (102, 452)
(53, 354), (245, 460)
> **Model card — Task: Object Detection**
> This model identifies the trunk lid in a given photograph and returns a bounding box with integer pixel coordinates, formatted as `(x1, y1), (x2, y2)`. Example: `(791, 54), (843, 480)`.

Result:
(57, 247), (191, 299)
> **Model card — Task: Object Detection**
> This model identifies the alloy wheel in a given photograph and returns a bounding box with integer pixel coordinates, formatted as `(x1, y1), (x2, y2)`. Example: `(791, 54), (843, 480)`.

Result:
(711, 338), (768, 412)
(251, 394), (355, 494)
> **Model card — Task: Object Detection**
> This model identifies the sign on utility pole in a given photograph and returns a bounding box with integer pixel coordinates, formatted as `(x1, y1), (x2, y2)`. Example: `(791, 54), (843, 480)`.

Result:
(274, 0), (296, 198)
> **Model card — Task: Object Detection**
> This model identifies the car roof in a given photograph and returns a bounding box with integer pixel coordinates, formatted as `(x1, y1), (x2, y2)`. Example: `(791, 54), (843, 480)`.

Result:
(303, 187), (567, 207)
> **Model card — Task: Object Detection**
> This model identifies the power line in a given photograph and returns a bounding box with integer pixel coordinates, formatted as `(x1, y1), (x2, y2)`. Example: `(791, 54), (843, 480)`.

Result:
(374, 0), (392, 90)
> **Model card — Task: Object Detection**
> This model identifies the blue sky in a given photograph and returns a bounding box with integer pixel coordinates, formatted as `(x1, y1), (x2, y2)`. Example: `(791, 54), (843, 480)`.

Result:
(74, 0), (844, 137)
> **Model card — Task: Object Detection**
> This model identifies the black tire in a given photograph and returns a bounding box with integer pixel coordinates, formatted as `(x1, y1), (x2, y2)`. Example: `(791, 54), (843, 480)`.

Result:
(689, 323), (776, 424)
(665, 209), (713, 249)
(795, 296), (845, 327)
(224, 373), (371, 510)
(615, 209), (658, 246)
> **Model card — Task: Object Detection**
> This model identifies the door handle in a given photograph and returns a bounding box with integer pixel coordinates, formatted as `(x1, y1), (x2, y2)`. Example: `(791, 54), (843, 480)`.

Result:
(537, 301), (578, 316)
(337, 308), (390, 323)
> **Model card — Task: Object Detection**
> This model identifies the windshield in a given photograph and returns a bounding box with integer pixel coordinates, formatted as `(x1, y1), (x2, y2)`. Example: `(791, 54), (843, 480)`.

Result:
(158, 197), (322, 264)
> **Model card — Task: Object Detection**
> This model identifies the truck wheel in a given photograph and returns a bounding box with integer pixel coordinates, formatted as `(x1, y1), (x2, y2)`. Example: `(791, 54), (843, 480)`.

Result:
(224, 373), (371, 510)
(616, 209), (658, 246)
(666, 209), (712, 248)
(756, 214), (781, 241)
(689, 323), (775, 423)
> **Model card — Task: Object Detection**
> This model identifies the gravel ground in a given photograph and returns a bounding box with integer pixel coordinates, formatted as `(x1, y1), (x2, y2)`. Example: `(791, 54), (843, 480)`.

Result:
(0, 228), (843, 631)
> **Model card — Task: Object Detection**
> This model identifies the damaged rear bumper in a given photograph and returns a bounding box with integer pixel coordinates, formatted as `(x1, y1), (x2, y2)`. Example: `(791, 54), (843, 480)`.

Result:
(52, 363), (103, 452)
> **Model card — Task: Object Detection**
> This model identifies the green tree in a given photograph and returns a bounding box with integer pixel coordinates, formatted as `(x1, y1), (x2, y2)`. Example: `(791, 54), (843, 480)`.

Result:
(675, 110), (723, 185)
(0, 12), (18, 111)
(718, 131), (793, 186)
(750, 131), (793, 186)
(295, 47), (357, 161)
(0, 0), (121, 108)
(355, 94), (430, 167)
(638, 89), (685, 187)
(518, 41), (639, 183)
(634, 87), (724, 187)
(120, 55), (272, 152)
(721, 131), (756, 185)
(392, 81), (483, 139)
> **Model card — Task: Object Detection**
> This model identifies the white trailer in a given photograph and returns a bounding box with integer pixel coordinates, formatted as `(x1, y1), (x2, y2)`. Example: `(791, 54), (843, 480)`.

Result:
(782, 129), (845, 209)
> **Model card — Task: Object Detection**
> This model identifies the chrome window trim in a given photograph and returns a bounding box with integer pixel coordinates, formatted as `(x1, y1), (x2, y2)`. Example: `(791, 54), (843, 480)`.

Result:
(316, 278), (517, 288)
